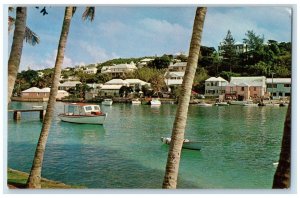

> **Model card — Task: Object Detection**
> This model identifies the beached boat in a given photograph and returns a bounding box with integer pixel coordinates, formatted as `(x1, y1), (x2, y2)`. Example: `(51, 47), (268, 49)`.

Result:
(58, 103), (107, 124)
(150, 98), (161, 106)
(131, 98), (141, 105)
(161, 137), (201, 151)
(102, 99), (113, 106)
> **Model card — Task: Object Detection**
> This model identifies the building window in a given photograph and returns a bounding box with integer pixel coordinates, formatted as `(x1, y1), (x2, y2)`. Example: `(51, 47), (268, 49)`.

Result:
(279, 92), (283, 96)
(284, 84), (291, 87)
(241, 87), (244, 91)
(254, 87), (256, 91)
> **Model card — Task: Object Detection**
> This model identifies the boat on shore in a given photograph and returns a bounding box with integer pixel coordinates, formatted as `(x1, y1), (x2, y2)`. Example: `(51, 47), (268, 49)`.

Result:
(161, 137), (201, 151)
(229, 100), (253, 106)
(102, 99), (113, 106)
(58, 103), (107, 125)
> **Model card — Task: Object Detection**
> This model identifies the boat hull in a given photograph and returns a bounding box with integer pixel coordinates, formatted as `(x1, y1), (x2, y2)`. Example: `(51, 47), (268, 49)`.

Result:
(161, 137), (201, 150)
(102, 101), (113, 106)
(59, 114), (107, 124)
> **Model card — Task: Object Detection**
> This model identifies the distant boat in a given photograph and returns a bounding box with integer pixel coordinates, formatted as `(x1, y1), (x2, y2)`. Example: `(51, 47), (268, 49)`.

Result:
(161, 137), (201, 151)
(197, 101), (213, 107)
(229, 100), (253, 105)
(265, 103), (280, 107)
(131, 98), (141, 105)
(150, 98), (161, 106)
(32, 105), (43, 109)
(102, 98), (113, 106)
(215, 102), (229, 106)
(243, 103), (258, 107)
(58, 103), (107, 125)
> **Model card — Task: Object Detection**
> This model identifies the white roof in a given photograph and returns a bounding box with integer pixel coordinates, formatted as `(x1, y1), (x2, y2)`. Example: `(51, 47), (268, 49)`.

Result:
(59, 81), (82, 87)
(124, 79), (149, 85)
(22, 87), (42, 93)
(166, 72), (185, 78)
(105, 79), (128, 85)
(266, 78), (291, 84)
(140, 58), (154, 62)
(165, 79), (183, 86)
(58, 90), (69, 93)
(100, 85), (123, 90)
(169, 62), (187, 67)
(205, 77), (228, 82)
(230, 76), (266, 87)
(40, 87), (51, 92)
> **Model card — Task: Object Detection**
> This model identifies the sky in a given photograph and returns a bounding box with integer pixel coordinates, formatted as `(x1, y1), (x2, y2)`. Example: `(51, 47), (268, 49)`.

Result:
(7, 6), (292, 71)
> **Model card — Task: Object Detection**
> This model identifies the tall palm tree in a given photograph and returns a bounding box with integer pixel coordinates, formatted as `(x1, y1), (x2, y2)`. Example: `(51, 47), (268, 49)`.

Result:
(7, 7), (27, 104)
(272, 101), (291, 188)
(8, 8), (40, 104)
(26, 6), (95, 188)
(162, 7), (207, 189)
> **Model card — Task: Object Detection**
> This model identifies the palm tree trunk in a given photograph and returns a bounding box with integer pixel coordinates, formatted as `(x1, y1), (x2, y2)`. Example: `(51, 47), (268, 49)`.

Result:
(8, 7), (27, 104)
(162, 7), (207, 189)
(26, 6), (73, 188)
(272, 101), (291, 188)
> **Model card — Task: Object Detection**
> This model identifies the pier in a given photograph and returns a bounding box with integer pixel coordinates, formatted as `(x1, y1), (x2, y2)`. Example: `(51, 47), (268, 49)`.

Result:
(9, 109), (46, 121)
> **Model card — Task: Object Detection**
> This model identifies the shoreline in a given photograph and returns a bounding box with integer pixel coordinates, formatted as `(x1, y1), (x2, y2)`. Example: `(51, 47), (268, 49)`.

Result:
(7, 168), (84, 189)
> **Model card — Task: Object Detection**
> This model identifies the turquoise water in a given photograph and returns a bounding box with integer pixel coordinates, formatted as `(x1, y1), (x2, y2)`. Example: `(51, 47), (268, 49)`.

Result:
(7, 102), (288, 188)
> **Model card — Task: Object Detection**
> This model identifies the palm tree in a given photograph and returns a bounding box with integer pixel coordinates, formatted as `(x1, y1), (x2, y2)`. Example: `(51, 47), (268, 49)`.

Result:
(8, 7), (40, 104)
(272, 101), (291, 188)
(162, 7), (207, 189)
(26, 6), (95, 188)
(7, 7), (27, 104)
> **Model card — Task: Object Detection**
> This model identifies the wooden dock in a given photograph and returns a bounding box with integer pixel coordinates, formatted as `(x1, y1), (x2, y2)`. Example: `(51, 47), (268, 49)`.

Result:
(8, 109), (46, 120)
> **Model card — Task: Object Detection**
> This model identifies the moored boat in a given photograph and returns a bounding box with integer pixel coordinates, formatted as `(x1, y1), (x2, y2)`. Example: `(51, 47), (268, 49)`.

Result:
(215, 102), (229, 106)
(131, 98), (141, 105)
(150, 98), (161, 106)
(102, 99), (113, 106)
(161, 137), (201, 150)
(58, 103), (107, 124)
(197, 101), (213, 107)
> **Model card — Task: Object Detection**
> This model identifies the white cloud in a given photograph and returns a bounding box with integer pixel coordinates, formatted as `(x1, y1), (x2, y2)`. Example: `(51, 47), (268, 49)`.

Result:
(78, 41), (119, 63)
(44, 49), (74, 68)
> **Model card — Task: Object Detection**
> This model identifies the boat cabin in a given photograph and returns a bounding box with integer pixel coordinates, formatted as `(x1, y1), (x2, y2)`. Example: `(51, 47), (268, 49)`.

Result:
(64, 103), (101, 115)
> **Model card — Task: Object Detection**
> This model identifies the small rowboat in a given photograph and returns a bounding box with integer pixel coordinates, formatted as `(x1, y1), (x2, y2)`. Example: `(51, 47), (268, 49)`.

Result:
(161, 137), (201, 151)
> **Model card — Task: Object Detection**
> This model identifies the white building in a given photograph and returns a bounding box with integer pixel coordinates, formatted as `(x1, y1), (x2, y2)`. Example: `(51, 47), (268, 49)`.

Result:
(204, 77), (229, 97)
(84, 66), (98, 74)
(164, 72), (184, 86)
(58, 81), (82, 91)
(168, 62), (187, 72)
(137, 58), (154, 68)
(101, 62), (137, 77)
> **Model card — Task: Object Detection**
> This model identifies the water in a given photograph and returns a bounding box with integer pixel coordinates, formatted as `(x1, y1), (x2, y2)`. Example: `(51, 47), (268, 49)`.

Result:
(7, 102), (288, 189)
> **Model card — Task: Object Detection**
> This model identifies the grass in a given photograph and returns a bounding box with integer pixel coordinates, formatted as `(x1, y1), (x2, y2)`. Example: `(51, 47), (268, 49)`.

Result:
(7, 168), (85, 189)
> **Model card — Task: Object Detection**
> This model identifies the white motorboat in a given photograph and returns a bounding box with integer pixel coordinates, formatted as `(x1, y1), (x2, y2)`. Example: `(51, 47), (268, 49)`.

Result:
(102, 98), (113, 106)
(197, 101), (213, 107)
(58, 103), (107, 125)
(215, 102), (229, 106)
(150, 98), (161, 106)
(161, 137), (201, 151)
(131, 98), (141, 105)
(229, 100), (253, 105)
(243, 103), (258, 107)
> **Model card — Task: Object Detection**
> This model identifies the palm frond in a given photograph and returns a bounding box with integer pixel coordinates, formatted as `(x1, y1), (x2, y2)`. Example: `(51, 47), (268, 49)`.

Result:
(72, 7), (77, 16)
(8, 16), (15, 32)
(25, 27), (40, 46)
(82, 7), (95, 22)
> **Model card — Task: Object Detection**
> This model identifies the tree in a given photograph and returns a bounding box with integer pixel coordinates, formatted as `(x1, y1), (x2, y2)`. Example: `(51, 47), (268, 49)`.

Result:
(148, 55), (171, 69)
(220, 30), (238, 72)
(273, 101), (291, 188)
(119, 86), (133, 97)
(8, 7), (40, 104)
(8, 7), (27, 104)
(162, 7), (207, 189)
(242, 30), (265, 65)
(26, 6), (96, 188)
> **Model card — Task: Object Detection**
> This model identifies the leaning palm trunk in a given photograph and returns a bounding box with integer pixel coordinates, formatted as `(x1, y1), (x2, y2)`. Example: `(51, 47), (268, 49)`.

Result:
(272, 100), (291, 188)
(7, 7), (26, 104)
(162, 7), (207, 189)
(26, 7), (73, 188)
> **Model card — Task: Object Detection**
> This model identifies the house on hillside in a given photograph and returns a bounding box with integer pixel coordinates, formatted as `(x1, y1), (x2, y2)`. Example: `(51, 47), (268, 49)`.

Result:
(137, 58), (154, 68)
(168, 62), (187, 72)
(225, 76), (267, 101)
(164, 72), (184, 87)
(101, 62), (137, 77)
(204, 77), (228, 97)
(58, 81), (82, 91)
(83, 66), (98, 74)
(266, 78), (291, 99)
(21, 87), (69, 101)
